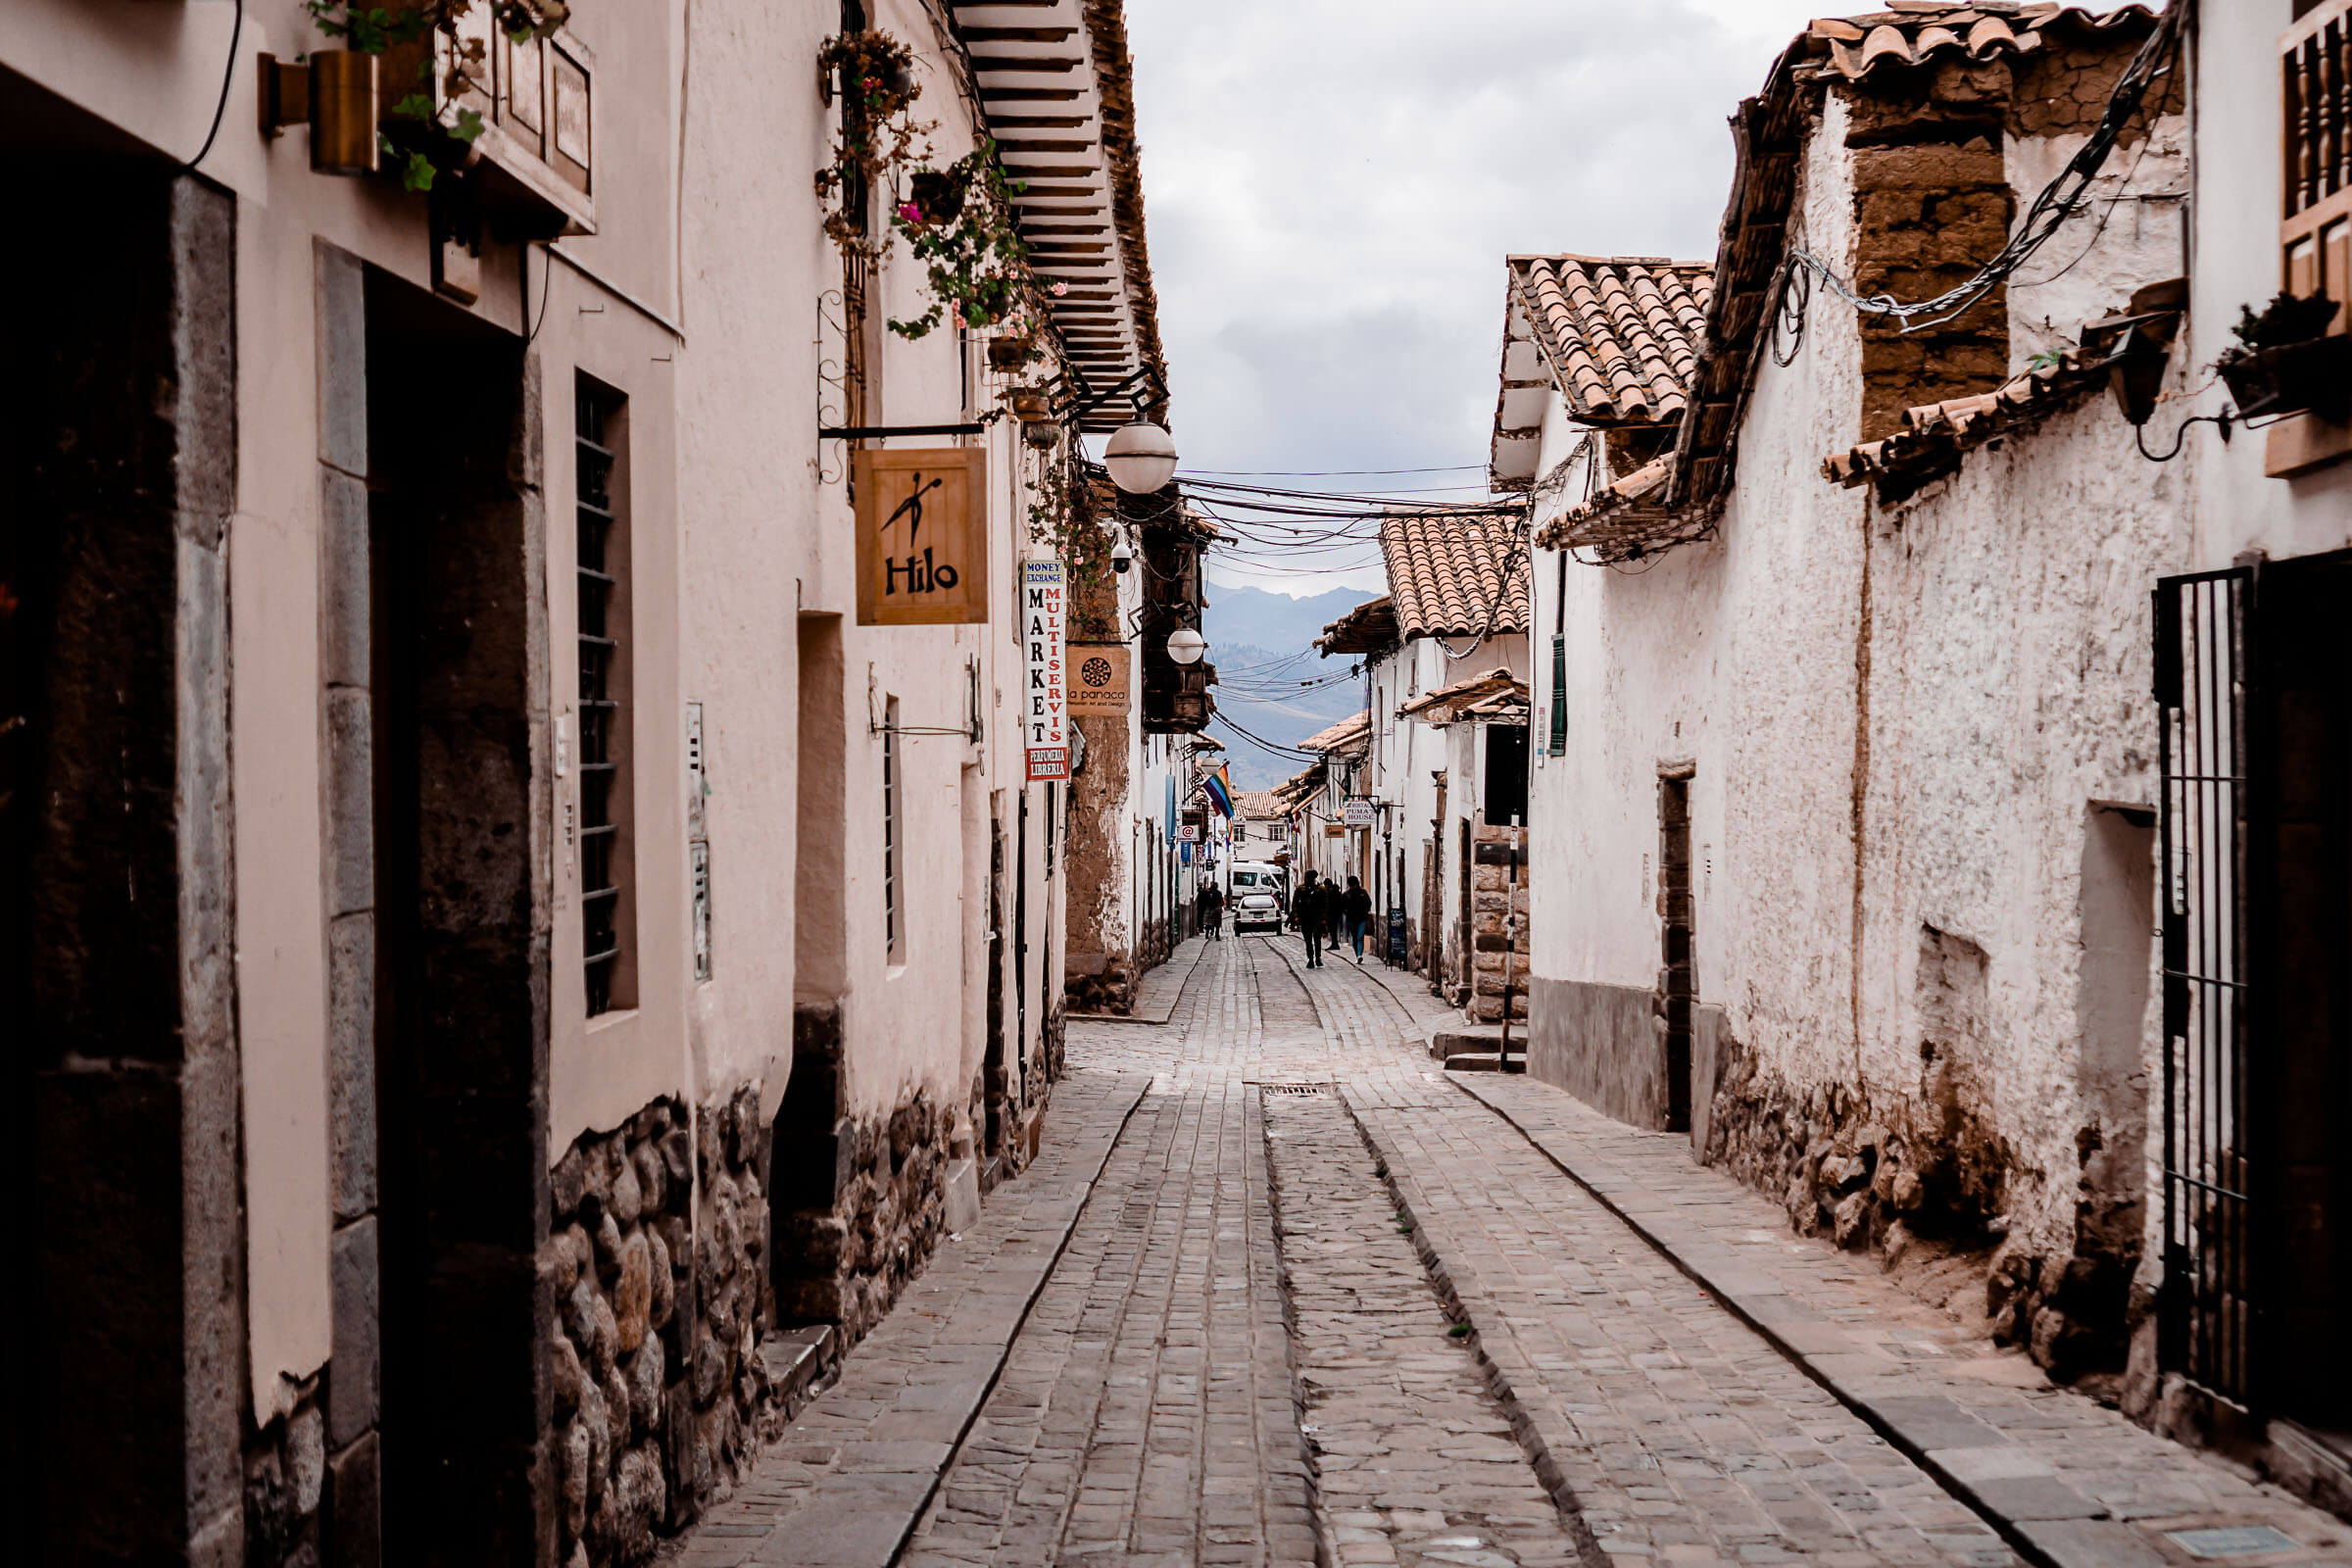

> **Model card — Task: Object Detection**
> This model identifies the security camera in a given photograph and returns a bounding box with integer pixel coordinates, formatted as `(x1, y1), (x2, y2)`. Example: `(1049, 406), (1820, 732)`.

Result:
(1111, 533), (1134, 574)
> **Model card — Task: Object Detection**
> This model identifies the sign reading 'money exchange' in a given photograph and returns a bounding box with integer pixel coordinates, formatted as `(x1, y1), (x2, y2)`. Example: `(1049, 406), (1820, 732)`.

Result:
(856, 448), (989, 625)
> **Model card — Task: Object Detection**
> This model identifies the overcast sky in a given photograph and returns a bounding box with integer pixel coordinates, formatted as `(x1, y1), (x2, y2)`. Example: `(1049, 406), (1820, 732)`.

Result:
(1110, 2), (1874, 595)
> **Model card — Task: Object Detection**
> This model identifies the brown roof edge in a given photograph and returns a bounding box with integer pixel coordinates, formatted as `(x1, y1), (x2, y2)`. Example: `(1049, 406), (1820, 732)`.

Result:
(1079, 0), (1170, 426)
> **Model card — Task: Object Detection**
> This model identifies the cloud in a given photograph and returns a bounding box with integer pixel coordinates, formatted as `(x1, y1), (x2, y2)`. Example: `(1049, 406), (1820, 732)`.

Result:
(1123, 0), (1837, 591)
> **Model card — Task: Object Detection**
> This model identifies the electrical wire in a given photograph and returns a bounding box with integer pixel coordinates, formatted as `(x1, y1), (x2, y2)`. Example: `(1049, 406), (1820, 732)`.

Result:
(1180, 465), (1490, 477)
(1781, 0), (2183, 334)
(184, 0), (245, 174)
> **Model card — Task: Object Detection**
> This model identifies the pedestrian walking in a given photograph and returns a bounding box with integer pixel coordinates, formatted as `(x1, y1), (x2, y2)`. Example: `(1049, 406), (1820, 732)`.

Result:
(1343, 876), (1372, 962)
(1199, 881), (1223, 942)
(1299, 872), (1326, 966)
(1326, 877), (1346, 953)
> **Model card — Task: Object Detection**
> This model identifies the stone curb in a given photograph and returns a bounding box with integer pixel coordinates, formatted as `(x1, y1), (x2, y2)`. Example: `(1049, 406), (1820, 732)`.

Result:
(1334, 1088), (1613, 1568)
(679, 1074), (1154, 1568)
(1447, 1072), (2178, 1568)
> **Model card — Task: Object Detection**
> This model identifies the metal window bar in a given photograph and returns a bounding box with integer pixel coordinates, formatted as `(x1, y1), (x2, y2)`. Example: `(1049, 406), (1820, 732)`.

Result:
(2156, 568), (2257, 1407)
(883, 696), (900, 958)
(578, 383), (624, 1016)
(1548, 634), (1568, 756)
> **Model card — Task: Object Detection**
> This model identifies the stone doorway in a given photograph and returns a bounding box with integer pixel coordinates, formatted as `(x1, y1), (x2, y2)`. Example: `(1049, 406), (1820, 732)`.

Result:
(364, 266), (549, 1564)
(1657, 769), (1694, 1135)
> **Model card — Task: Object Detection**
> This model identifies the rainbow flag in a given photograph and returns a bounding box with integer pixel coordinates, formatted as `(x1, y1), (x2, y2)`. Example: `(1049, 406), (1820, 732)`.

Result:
(1201, 764), (1235, 819)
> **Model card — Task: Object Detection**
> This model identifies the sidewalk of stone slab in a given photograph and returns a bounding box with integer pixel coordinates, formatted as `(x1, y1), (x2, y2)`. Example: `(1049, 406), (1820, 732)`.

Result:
(1452, 1072), (2352, 1568)
(661, 1072), (1152, 1568)
(1069, 936), (1210, 1025)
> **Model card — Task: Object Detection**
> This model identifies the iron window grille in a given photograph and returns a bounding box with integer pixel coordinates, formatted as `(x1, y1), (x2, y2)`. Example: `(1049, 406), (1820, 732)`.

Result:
(883, 695), (903, 961)
(577, 379), (628, 1015)
(2156, 568), (2255, 1407)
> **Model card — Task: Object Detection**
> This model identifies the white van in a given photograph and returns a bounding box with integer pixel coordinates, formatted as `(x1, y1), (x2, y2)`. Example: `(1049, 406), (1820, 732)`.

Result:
(1228, 862), (1285, 933)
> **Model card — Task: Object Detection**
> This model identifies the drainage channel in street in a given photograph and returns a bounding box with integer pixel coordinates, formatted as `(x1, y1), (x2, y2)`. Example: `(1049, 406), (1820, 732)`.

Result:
(1261, 1085), (1590, 1568)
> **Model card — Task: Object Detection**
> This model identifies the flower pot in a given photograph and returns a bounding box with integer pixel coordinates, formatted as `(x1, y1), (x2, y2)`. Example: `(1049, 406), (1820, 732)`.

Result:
(989, 337), (1037, 371)
(908, 169), (968, 224)
(1008, 387), (1053, 421)
(2219, 335), (2352, 422)
(309, 50), (380, 176)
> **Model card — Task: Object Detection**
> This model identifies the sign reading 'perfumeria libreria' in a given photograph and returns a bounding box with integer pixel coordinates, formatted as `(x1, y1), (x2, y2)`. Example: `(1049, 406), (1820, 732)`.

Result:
(1023, 560), (1068, 781)
(855, 447), (989, 625)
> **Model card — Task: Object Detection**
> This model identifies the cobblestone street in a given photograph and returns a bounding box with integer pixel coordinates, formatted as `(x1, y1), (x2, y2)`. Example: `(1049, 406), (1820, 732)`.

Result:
(672, 940), (2352, 1568)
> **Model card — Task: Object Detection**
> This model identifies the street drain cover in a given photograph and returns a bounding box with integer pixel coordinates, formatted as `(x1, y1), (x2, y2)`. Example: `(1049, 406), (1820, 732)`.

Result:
(2166, 1528), (2304, 1559)
(1262, 1084), (1324, 1096)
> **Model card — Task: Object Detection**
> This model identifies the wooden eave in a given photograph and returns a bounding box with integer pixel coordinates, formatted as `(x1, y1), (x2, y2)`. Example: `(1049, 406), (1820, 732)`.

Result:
(951, 0), (1169, 432)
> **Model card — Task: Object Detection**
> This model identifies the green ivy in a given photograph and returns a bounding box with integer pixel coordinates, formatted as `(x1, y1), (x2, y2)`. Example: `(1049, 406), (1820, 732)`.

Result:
(887, 144), (1030, 341)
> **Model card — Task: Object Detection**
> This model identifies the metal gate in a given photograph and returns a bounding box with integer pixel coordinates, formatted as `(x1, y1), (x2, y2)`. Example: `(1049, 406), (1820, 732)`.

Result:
(2155, 568), (2257, 1406)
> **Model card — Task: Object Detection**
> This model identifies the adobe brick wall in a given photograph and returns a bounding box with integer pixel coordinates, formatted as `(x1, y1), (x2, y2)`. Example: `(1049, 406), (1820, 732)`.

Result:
(1844, 65), (2016, 442)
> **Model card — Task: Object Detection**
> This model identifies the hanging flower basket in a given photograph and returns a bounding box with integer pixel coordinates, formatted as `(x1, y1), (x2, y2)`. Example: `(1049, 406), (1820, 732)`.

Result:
(2219, 335), (2352, 422)
(906, 168), (969, 225)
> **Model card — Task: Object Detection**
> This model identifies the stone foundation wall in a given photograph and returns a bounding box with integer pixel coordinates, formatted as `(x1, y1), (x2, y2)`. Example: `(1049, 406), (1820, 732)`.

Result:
(544, 1087), (776, 1566)
(772, 1090), (955, 1348)
(1525, 976), (1662, 1130)
(1701, 1038), (2137, 1383)
(1468, 837), (1530, 1024)
(1065, 951), (1140, 1015)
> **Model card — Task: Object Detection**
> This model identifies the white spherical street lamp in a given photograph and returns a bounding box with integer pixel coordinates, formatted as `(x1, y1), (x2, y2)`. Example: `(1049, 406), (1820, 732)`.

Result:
(1166, 626), (1207, 665)
(1103, 421), (1178, 495)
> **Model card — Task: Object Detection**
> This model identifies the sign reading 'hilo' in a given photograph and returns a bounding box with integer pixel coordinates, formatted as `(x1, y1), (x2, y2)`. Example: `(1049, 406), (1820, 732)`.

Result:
(1023, 560), (1069, 781)
(855, 447), (989, 625)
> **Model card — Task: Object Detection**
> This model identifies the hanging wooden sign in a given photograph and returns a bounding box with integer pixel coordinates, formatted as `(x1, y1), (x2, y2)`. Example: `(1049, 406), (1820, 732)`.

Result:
(855, 447), (989, 625)
(1068, 642), (1131, 715)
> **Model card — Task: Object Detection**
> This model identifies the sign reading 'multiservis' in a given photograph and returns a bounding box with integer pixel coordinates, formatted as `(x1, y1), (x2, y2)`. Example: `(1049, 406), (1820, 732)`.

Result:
(1024, 560), (1068, 782)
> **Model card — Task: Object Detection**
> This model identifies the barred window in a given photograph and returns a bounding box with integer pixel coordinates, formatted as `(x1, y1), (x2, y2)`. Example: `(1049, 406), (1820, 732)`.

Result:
(883, 695), (903, 962)
(576, 377), (632, 1016)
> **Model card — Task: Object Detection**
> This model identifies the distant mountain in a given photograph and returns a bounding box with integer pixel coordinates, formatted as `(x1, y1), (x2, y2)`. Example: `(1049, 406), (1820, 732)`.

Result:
(1201, 583), (1381, 790)
(1204, 582), (1379, 657)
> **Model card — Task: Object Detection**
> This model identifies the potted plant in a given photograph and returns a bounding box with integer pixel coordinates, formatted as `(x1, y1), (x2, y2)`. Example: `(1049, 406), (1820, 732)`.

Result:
(906, 167), (969, 225)
(2217, 291), (2351, 421)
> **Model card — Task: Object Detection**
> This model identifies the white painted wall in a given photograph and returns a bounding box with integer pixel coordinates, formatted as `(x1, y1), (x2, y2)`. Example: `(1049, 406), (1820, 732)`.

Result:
(1523, 77), (2207, 1258)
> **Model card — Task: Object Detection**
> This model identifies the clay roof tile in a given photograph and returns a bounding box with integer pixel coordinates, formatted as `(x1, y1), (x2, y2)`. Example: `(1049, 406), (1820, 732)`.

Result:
(1377, 512), (1531, 642)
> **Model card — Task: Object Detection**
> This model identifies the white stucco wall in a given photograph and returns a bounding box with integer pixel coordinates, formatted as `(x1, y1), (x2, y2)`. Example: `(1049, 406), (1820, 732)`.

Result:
(2187, 0), (2352, 566)
(1523, 74), (2202, 1258)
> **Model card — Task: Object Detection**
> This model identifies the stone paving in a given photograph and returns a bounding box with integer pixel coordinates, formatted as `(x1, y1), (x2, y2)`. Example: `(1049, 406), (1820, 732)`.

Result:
(1455, 1075), (2352, 1568)
(671, 935), (2352, 1568)
(1266, 1087), (1582, 1568)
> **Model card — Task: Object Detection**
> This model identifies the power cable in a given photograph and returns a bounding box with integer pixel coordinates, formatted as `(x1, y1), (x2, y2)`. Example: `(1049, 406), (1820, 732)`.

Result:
(184, 0), (245, 174)
(1781, 0), (2183, 334)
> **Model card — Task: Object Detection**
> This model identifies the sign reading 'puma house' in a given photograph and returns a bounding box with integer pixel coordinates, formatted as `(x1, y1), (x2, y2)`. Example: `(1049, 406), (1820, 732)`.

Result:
(855, 447), (989, 625)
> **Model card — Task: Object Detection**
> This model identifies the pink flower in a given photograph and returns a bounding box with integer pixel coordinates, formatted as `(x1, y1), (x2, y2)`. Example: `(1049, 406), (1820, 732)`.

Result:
(898, 201), (924, 224)
(1051, 281), (1068, 297)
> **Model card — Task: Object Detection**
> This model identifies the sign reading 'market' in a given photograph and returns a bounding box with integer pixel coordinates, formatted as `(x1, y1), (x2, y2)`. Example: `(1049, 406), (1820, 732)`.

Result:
(855, 447), (989, 625)
(1023, 560), (1069, 781)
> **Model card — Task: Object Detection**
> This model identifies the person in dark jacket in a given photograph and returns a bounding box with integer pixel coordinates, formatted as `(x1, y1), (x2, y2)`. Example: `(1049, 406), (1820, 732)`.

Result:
(1343, 876), (1373, 962)
(1325, 874), (1347, 951)
(1298, 871), (1326, 966)
(1199, 880), (1223, 942)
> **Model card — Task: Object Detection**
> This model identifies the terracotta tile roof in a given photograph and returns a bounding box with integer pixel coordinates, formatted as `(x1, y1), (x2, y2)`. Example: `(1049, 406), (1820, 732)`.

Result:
(1792, 4), (2161, 86)
(1511, 256), (1713, 427)
(1315, 595), (1399, 658)
(1379, 513), (1531, 642)
(1272, 762), (1325, 809)
(1298, 710), (1371, 757)
(1536, 2), (2167, 563)
(1396, 667), (1525, 724)
(1233, 789), (1285, 819)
